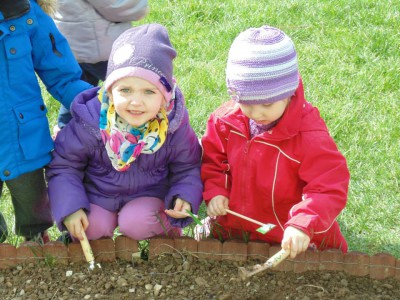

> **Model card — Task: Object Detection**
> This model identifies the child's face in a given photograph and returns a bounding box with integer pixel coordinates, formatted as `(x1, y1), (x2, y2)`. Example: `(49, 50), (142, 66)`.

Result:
(239, 97), (290, 125)
(109, 77), (165, 127)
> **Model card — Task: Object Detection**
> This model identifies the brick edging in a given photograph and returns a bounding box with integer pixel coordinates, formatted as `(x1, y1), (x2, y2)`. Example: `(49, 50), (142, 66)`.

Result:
(1, 236), (399, 280)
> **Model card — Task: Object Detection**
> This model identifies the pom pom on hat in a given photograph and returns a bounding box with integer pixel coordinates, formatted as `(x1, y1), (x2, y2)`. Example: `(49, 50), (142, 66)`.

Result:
(226, 25), (299, 104)
(105, 24), (176, 101)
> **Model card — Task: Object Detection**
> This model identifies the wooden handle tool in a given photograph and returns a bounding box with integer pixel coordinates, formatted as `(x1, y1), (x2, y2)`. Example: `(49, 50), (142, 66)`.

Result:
(238, 249), (290, 280)
(79, 230), (97, 270)
(225, 209), (275, 234)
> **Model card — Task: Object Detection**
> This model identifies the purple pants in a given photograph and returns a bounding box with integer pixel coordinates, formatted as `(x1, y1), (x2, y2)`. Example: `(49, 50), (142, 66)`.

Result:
(85, 197), (181, 240)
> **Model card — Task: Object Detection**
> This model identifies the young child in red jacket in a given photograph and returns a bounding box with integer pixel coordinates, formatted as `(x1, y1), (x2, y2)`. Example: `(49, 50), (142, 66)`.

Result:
(201, 25), (350, 258)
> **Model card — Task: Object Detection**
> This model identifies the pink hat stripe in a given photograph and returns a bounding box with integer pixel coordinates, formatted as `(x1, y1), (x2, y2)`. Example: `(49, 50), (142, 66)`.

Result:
(105, 67), (172, 101)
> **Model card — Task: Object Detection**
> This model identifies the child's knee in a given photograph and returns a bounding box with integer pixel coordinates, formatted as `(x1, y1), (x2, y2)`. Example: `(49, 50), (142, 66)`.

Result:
(84, 204), (117, 240)
(118, 197), (171, 240)
(86, 216), (116, 240)
(119, 211), (167, 240)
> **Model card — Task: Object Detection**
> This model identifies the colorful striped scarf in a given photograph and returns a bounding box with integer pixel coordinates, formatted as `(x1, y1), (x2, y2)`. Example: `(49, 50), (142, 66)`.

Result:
(98, 87), (169, 171)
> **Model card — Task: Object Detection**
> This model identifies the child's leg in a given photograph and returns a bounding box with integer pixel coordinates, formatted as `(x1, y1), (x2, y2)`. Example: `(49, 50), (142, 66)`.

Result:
(0, 213), (7, 243)
(0, 212), (7, 243)
(85, 204), (117, 240)
(118, 197), (181, 240)
(5, 169), (52, 239)
(0, 181), (8, 242)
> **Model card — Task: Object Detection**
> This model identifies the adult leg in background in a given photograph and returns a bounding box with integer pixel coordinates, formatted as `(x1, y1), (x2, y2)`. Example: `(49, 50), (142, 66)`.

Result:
(79, 61), (107, 85)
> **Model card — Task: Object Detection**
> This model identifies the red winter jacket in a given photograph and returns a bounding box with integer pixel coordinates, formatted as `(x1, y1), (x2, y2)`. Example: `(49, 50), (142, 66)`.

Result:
(201, 81), (349, 252)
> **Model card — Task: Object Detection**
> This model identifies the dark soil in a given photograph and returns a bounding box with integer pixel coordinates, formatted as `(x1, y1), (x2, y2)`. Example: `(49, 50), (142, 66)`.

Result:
(1, 254), (399, 300)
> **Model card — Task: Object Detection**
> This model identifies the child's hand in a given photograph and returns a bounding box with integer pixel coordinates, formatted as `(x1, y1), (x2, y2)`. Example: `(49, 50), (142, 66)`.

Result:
(63, 209), (89, 241)
(207, 195), (229, 216)
(281, 226), (311, 258)
(164, 198), (192, 219)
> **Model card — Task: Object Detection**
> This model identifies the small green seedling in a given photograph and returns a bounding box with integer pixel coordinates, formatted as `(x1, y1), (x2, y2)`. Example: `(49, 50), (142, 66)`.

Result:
(185, 210), (203, 226)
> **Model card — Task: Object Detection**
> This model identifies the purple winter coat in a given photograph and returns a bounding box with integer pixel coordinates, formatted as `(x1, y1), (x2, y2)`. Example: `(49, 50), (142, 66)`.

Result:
(46, 86), (203, 231)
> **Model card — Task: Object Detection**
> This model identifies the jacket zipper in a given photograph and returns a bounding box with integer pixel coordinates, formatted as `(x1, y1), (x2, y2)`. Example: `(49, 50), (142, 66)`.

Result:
(49, 33), (62, 57)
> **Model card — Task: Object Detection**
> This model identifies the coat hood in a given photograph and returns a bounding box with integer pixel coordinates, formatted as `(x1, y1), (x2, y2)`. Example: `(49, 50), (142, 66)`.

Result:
(216, 78), (328, 141)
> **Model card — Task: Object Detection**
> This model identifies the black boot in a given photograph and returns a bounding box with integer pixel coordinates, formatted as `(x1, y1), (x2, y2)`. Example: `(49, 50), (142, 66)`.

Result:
(0, 212), (8, 243)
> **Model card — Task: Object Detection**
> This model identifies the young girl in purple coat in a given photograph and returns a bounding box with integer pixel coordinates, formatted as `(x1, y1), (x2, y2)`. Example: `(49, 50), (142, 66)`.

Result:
(46, 24), (203, 242)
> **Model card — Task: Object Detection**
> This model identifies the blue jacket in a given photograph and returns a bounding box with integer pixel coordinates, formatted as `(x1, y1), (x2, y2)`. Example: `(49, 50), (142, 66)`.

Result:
(46, 87), (203, 230)
(0, 0), (92, 181)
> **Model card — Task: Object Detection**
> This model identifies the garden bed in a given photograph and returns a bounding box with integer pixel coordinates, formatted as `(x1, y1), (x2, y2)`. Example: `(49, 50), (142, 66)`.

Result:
(1, 236), (400, 299)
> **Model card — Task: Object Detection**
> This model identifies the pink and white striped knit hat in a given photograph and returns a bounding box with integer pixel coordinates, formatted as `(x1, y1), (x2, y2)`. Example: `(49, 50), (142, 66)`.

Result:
(226, 26), (299, 104)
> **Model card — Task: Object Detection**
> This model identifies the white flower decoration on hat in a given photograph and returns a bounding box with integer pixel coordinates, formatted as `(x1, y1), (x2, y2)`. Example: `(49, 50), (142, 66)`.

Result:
(112, 44), (135, 66)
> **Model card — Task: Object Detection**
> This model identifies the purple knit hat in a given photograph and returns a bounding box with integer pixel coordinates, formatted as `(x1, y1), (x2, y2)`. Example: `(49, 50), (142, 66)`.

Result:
(105, 24), (176, 101)
(226, 26), (299, 104)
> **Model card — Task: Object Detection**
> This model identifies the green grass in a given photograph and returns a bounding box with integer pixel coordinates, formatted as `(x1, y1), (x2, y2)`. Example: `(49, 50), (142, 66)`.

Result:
(1, 0), (399, 257)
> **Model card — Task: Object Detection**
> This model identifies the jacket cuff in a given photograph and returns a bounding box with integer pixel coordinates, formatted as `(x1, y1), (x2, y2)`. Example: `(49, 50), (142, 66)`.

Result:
(285, 215), (315, 239)
(203, 187), (229, 203)
(62, 81), (93, 109)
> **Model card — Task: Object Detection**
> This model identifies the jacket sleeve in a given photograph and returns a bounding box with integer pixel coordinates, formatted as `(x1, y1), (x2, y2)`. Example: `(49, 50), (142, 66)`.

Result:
(201, 114), (231, 203)
(285, 131), (350, 238)
(87, 0), (148, 23)
(31, 3), (92, 108)
(45, 121), (93, 231)
(164, 115), (203, 228)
